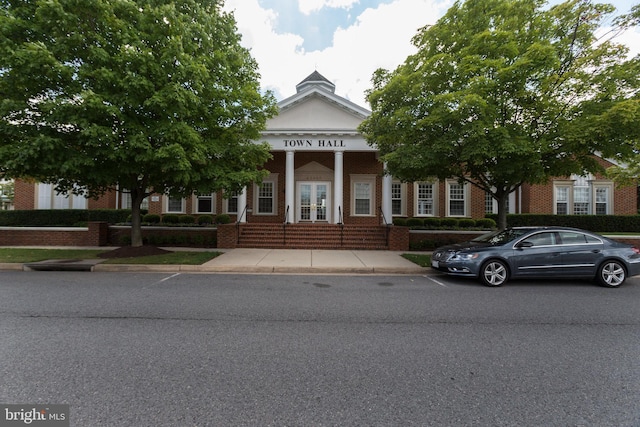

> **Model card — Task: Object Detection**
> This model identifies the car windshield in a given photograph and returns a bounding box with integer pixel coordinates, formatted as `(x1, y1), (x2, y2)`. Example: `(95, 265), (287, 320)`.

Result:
(472, 228), (533, 245)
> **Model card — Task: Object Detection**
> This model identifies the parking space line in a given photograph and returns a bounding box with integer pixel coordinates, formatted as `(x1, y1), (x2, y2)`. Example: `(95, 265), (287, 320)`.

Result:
(145, 273), (181, 288)
(426, 275), (448, 287)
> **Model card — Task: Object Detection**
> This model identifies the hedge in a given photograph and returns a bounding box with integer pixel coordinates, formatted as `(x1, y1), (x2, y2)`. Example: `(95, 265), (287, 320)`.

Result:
(0, 209), (131, 226)
(485, 214), (640, 233)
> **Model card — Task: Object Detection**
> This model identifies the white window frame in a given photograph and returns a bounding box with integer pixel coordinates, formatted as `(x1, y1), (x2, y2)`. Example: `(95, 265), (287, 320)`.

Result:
(351, 175), (376, 216)
(225, 191), (239, 214)
(254, 178), (278, 215)
(446, 180), (469, 217)
(391, 181), (406, 217)
(553, 177), (613, 215)
(121, 191), (149, 211)
(165, 196), (185, 214)
(37, 183), (87, 210)
(194, 193), (216, 214)
(414, 181), (438, 217)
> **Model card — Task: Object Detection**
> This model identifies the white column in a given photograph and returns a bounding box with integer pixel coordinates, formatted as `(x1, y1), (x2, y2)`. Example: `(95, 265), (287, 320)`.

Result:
(381, 163), (393, 225)
(237, 187), (248, 223)
(334, 150), (344, 224)
(285, 149), (295, 223)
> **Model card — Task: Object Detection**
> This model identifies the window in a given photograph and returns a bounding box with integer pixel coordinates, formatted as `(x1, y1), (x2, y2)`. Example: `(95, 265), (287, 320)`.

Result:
(196, 193), (215, 214)
(166, 196), (184, 213)
(522, 232), (556, 246)
(416, 182), (435, 216)
(256, 181), (275, 215)
(121, 192), (149, 211)
(351, 175), (375, 216)
(485, 192), (494, 214)
(553, 176), (612, 215)
(226, 191), (238, 214)
(595, 187), (609, 215)
(556, 186), (569, 215)
(391, 182), (405, 216)
(573, 176), (589, 215)
(447, 181), (468, 217)
(355, 183), (371, 215)
(37, 183), (87, 209)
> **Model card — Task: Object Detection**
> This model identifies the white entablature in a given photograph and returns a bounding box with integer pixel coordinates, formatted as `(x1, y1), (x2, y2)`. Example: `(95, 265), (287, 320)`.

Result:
(259, 71), (374, 152)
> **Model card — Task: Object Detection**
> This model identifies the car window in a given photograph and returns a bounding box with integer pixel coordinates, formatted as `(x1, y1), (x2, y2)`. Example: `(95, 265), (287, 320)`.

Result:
(473, 228), (533, 245)
(558, 231), (587, 245)
(521, 232), (556, 246)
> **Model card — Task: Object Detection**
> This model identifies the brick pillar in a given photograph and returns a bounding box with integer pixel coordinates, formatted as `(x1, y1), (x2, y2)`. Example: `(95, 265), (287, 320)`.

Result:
(388, 226), (409, 251)
(87, 222), (109, 246)
(217, 223), (238, 249)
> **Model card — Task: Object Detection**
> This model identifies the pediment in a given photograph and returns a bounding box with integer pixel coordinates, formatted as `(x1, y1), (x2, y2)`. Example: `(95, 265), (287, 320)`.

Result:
(295, 161), (333, 180)
(266, 89), (369, 132)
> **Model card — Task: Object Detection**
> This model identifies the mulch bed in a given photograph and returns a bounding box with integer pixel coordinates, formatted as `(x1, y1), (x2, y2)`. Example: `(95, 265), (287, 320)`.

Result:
(99, 246), (172, 259)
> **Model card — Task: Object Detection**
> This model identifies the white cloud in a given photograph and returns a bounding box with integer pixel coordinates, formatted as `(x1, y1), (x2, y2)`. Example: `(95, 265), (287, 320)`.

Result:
(224, 0), (638, 108)
(297, 0), (360, 15)
(224, 0), (449, 107)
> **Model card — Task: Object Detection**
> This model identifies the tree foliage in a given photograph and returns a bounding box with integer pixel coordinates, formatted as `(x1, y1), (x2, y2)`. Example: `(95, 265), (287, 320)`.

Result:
(0, 0), (277, 245)
(359, 0), (640, 229)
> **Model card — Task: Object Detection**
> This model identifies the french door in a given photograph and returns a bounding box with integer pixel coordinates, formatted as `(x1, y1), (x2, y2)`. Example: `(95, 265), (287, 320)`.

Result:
(297, 182), (331, 223)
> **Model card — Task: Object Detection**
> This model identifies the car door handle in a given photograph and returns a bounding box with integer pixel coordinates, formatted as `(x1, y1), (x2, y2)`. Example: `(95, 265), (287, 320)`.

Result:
(591, 250), (601, 253)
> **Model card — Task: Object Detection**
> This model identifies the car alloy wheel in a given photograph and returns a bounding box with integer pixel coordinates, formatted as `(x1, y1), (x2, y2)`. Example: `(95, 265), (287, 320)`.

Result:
(598, 261), (626, 288)
(481, 260), (508, 287)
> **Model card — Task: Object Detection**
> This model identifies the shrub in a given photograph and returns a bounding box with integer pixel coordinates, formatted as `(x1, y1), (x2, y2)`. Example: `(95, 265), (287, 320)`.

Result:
(441, 218), (459, 228)
(422, 217), (442, 228)
(406, 218), (424, 227)
(215, 214), (231, 224)
(458, 219), (476, 228)
(476, 218), (496, 229)
(197, 215), (214, 225)
(0, 209), (131, 226)
(143, 214), (161, 224)
(179, 215), (196, 224)
(162, 214), (180, 224)
(393, 218), (407, 226)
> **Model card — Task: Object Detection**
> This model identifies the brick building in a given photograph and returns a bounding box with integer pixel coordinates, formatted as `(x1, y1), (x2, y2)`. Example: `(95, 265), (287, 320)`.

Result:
(13, 71), (637, 222)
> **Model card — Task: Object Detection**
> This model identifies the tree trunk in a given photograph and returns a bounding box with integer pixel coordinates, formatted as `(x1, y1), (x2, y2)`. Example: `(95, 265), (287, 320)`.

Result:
(129, 188), (145, 247)
(497, 192), (509, 231)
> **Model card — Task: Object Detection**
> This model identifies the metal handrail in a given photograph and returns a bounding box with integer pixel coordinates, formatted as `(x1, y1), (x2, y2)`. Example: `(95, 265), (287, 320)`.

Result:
(283, 205), (290, 245)
(338, 206), (344, 246)
(236, 204), (248, 244)
(379, 206), (391, 247)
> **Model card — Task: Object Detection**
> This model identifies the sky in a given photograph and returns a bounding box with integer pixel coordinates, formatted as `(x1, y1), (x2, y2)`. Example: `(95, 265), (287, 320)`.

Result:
(222, 0), (640, 109)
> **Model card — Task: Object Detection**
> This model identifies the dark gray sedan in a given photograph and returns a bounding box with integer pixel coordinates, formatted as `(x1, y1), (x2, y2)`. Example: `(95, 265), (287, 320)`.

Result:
(431, 227), (640, 287)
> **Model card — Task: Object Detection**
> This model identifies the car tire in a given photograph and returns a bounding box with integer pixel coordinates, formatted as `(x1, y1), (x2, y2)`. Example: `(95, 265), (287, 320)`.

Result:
(480, 260), (509, 287)
(597, 260), (626, 288)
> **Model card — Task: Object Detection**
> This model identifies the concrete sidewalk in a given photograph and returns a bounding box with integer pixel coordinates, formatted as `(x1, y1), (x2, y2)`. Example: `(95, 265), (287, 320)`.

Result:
(95, 248), (429, 274)
(6, 248), (430, 275)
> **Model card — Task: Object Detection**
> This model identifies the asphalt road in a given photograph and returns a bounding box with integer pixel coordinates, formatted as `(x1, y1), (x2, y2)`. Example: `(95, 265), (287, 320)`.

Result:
(1, 271), (639, 426)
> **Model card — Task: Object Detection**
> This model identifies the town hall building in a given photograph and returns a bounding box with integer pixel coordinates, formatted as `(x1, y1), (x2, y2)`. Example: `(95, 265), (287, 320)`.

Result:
(13, 71), (637, 249)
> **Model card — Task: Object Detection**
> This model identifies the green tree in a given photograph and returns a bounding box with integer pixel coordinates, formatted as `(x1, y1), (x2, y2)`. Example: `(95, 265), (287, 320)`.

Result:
(0, 0), (276, 246)
(359, 0), (640, 229)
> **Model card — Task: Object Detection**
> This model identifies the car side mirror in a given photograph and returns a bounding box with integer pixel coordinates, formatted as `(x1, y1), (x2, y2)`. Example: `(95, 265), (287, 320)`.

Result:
(517, 241), (534, 248)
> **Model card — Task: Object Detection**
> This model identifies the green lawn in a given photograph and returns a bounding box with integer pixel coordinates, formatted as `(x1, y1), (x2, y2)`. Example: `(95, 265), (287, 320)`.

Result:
(402, 253), (431, 267)
(0, 248), (221, 265)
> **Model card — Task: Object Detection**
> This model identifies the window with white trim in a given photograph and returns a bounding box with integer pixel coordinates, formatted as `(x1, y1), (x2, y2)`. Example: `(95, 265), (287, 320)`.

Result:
(447, 181), (468, 217)
(166, 196), (184, 213)
(37, 183), (87, 209)
(351, 175), (376, 216)
(553, 176), (613, 215)
(415, 182), (436, 216)
(121, 192), (149, 211)
(225, 191), (238, 214)
(391, 181), (405, 216)
(195, 193), (215, 214)
(556, 186), (569, 214)
(256, 180), (277, 215)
